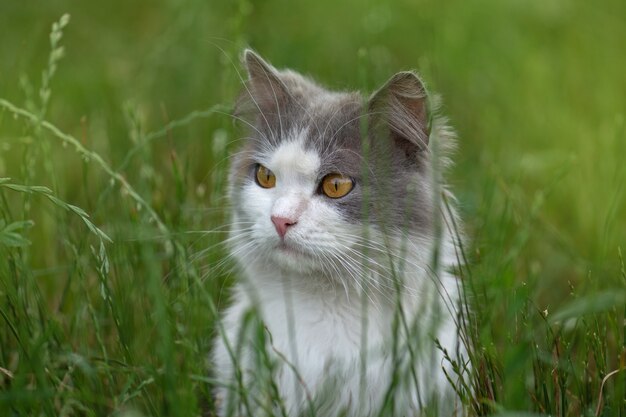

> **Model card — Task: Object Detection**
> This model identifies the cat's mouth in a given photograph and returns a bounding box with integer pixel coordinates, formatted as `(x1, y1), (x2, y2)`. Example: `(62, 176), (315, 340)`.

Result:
(269, 239), (324, 273)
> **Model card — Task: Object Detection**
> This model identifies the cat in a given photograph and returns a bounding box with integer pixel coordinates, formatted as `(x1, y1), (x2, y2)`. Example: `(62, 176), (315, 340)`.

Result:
(212, 50), (468, 417)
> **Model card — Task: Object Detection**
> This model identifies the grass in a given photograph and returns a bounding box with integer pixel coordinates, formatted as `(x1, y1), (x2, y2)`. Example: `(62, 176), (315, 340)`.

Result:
(0, 0), (625, 415)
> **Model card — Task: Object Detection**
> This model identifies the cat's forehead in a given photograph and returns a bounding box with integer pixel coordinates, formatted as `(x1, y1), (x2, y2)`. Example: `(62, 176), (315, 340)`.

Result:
(267, 132), (320, 179)
(302, 91), (362, 134)
(253, 88), (363, 165)
(296, 91), (363, 154)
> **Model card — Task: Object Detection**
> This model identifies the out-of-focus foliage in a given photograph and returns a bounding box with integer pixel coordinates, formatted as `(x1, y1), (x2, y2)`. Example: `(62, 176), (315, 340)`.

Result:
(0, 0), (624, 415)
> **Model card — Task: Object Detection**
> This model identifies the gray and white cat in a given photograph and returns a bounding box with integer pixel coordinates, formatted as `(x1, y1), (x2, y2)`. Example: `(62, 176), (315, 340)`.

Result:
(212, 50), (467, 417)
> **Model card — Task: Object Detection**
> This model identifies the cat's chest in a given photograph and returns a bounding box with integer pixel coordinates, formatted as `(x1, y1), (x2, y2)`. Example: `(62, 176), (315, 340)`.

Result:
(252, 282), (389, 361)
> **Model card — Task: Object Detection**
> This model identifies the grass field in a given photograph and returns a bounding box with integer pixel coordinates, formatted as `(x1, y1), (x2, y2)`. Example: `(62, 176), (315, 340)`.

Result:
(1, 0), (625, 415)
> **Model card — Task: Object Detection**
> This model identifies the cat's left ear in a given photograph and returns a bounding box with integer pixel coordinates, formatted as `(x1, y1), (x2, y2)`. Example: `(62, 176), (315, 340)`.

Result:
(238, 49), (290, 115)
(368, 71), (430, 152)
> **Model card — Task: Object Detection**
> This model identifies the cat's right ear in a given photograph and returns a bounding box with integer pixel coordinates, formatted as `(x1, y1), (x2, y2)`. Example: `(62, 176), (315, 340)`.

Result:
(368, 71), (430, 154)
(236, 49), (289, 116)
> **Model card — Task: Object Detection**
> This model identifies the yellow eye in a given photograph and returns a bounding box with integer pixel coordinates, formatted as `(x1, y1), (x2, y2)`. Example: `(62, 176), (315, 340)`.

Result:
(255, 164), (276, 188)
(321, 173), (354, 198)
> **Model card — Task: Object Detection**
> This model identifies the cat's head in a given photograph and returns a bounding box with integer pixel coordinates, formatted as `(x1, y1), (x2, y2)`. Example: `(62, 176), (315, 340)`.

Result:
(227, 50), (449, 279)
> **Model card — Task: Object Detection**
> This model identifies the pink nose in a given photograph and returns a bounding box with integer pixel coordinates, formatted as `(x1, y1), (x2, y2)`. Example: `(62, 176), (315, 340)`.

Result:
(271, 215), (297, 238)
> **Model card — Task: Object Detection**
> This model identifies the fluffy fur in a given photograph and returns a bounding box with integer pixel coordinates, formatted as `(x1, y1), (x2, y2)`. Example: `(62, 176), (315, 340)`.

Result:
(212, 50), (467, 417)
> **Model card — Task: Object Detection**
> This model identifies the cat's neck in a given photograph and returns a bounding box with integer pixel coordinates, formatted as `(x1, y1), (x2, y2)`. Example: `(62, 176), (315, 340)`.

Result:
(238, 254), (444, 316)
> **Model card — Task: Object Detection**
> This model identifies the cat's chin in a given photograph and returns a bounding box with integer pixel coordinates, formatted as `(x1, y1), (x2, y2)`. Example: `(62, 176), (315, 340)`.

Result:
(268, 241), (320, 274)
(276, 241), (305, 256)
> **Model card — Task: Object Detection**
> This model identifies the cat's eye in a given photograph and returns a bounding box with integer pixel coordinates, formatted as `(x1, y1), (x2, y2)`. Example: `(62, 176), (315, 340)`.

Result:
(321, 173), (354, 199)
(255, 164), (276, 188)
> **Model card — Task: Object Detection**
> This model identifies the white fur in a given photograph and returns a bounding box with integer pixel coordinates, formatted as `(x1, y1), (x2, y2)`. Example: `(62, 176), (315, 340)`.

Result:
(213, 140), (466, 416)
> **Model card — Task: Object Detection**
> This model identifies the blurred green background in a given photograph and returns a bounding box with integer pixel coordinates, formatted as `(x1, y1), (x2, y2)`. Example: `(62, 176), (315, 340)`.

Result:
(2, 0), (624, 272)
(1, 0), (625, 415)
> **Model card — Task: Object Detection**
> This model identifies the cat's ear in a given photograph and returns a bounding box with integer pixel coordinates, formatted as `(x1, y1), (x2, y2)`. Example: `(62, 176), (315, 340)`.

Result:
(368, 71), (430, 153)
(238, 49), (289, 115)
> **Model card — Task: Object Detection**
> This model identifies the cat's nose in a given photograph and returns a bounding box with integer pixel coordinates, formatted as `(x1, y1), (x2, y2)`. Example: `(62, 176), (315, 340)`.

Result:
(271, 215), (297, 238)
